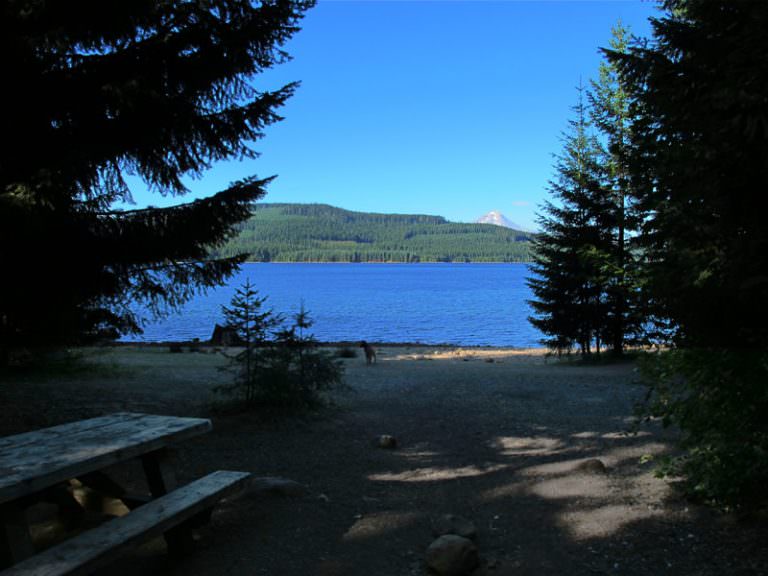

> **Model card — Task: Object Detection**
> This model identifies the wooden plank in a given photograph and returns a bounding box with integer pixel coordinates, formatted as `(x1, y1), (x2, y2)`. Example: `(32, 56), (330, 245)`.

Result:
(0, 414), (143, 451)
(0, 414), (211, 505)
(2, 471), (252, 576)
(139, 449), (192, 554)
(0, 414), (207, 456)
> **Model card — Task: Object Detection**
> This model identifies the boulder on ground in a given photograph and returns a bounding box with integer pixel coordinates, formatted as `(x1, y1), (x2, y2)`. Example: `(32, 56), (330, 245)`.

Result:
(247, 476), (309, 498)
(432, 514), (477, 540)
(575, 458), (607, 474)
(210, 323), (242, 346)
(375, 435), (398, 449)
(425, 534), (479, 576)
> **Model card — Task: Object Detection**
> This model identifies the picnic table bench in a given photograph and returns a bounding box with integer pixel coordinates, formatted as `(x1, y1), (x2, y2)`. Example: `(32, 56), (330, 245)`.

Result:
(0, 413), (251, 576)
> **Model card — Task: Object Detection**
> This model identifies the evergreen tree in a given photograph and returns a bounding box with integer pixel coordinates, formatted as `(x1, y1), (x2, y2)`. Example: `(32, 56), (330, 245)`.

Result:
(610, 1), (768, 349)
(269, 302), (344, 409)
(610, 0), (768, 505)
(218, 280), (281, 405)
(218, 290), (343, 411)
(0, 1), (314, 355)
(528, 84), (612, 356)
(589, 21), (645, 354)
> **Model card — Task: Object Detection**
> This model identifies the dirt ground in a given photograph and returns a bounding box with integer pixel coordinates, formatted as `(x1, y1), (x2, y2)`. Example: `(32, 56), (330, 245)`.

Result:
(1, 345), (766, 575)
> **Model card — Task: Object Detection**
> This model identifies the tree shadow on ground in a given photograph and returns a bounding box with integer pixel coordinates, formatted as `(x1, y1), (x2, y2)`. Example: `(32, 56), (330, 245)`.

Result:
(163, 350), (767, 576)
(2, 348), (766, 576)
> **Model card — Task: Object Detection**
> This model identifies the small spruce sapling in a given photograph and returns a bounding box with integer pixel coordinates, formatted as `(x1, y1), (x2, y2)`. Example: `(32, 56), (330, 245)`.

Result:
(270, 302), (344, 410)
(218, 280), (281, 405)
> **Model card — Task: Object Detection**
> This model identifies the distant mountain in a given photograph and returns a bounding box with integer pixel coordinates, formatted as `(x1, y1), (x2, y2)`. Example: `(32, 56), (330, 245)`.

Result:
(212, 203), (534, 263)
(475, 210), (525, 230)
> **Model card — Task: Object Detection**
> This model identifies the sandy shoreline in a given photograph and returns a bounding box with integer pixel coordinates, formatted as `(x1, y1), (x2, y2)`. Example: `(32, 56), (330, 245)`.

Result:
(115, 340), (551, 354)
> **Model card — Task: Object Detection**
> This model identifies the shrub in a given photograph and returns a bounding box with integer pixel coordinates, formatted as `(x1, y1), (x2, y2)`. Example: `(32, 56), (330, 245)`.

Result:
(637, 349), (768, 508)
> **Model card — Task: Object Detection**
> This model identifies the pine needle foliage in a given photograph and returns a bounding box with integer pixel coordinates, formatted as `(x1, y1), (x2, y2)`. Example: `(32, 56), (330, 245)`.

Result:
(217, 280), (282, 405)
(217, 285), (343, 411)
(529, 24), (647, 358)
(589, 22), (647, 354)
(267, 303), (345, 410)
(0, 0), (315, 354)
(610, 0), (768, 507)
(528, 83), (612, 356)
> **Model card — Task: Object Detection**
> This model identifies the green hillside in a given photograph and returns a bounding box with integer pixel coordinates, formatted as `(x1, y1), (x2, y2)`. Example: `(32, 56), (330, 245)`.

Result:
(213, 203), (534, 263)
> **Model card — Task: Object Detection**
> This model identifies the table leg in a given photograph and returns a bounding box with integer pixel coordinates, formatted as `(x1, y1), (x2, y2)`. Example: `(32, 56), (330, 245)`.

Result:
(141, 448), (195, 557)
(43, 483), (86, 530)
(0, 501), (34, 568)
(141, 448), (178, 496)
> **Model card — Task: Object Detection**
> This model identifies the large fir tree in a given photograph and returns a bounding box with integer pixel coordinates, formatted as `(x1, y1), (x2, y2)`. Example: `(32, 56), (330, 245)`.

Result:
(610, 0), (768, 349)
(610, 0), (768, 505)
(528, 84), (613, 356)
(589, 22), (645, 355)
(0, 0), (314, 355)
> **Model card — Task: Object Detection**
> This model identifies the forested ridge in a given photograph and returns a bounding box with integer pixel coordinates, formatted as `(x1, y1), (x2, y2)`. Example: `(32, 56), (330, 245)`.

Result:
(213, 203), (534, 262)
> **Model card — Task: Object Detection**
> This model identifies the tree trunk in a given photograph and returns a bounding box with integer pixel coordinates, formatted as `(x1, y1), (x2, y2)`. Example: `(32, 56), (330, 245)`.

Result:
(612, 189), (626, 356)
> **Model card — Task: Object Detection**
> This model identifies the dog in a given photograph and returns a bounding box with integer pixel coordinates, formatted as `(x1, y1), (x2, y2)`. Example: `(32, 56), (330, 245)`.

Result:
(360, 341), (376, 365)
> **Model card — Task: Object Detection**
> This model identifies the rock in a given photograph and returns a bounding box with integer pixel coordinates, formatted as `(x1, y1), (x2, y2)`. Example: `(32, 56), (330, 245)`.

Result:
(248, 476), (309, 498)
(432, 514), (477, 540)
(375, 435), (398, 449)
(575, 458), (607, 474)
(210, 323), (242, 346)
(426, 535), (479, 576)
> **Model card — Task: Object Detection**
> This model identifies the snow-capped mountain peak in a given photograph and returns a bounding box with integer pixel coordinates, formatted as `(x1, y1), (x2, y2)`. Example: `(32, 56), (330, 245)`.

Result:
(475, 210), (522, 230)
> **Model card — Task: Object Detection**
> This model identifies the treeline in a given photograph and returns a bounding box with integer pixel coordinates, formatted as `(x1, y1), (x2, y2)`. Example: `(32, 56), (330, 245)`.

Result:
(212, 203), (534, 262)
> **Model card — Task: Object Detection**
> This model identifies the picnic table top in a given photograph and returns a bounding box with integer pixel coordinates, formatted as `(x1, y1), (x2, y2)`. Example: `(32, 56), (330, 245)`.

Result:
(0, 412), (211, 506)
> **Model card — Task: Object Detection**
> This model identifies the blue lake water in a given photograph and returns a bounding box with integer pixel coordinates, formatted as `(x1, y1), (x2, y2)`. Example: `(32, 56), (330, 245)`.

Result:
(126, 263), (543, 347)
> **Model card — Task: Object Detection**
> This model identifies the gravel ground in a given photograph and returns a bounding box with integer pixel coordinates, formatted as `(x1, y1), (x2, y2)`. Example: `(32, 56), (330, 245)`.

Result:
(1, 345), (766, 575)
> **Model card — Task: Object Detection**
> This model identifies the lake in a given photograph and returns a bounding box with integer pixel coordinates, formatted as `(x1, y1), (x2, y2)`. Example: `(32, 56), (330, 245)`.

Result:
(125, 263), (543, 347)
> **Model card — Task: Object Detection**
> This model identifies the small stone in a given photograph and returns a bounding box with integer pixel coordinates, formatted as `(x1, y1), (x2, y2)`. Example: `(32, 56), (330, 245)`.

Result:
(248, 476), (309, 497)
(575, 458), (607, 474)
(426, 535), (479, 576)
(376, 435), (398, 449)
(432, 514), (478, 540)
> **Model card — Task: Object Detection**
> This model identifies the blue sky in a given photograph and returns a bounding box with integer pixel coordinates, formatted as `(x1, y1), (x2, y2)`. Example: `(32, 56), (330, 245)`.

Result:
(128, 0), (659, 230)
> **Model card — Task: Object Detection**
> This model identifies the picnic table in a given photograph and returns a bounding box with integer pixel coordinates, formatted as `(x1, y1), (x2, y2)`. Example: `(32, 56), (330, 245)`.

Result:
(0, 412), (251, 576)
